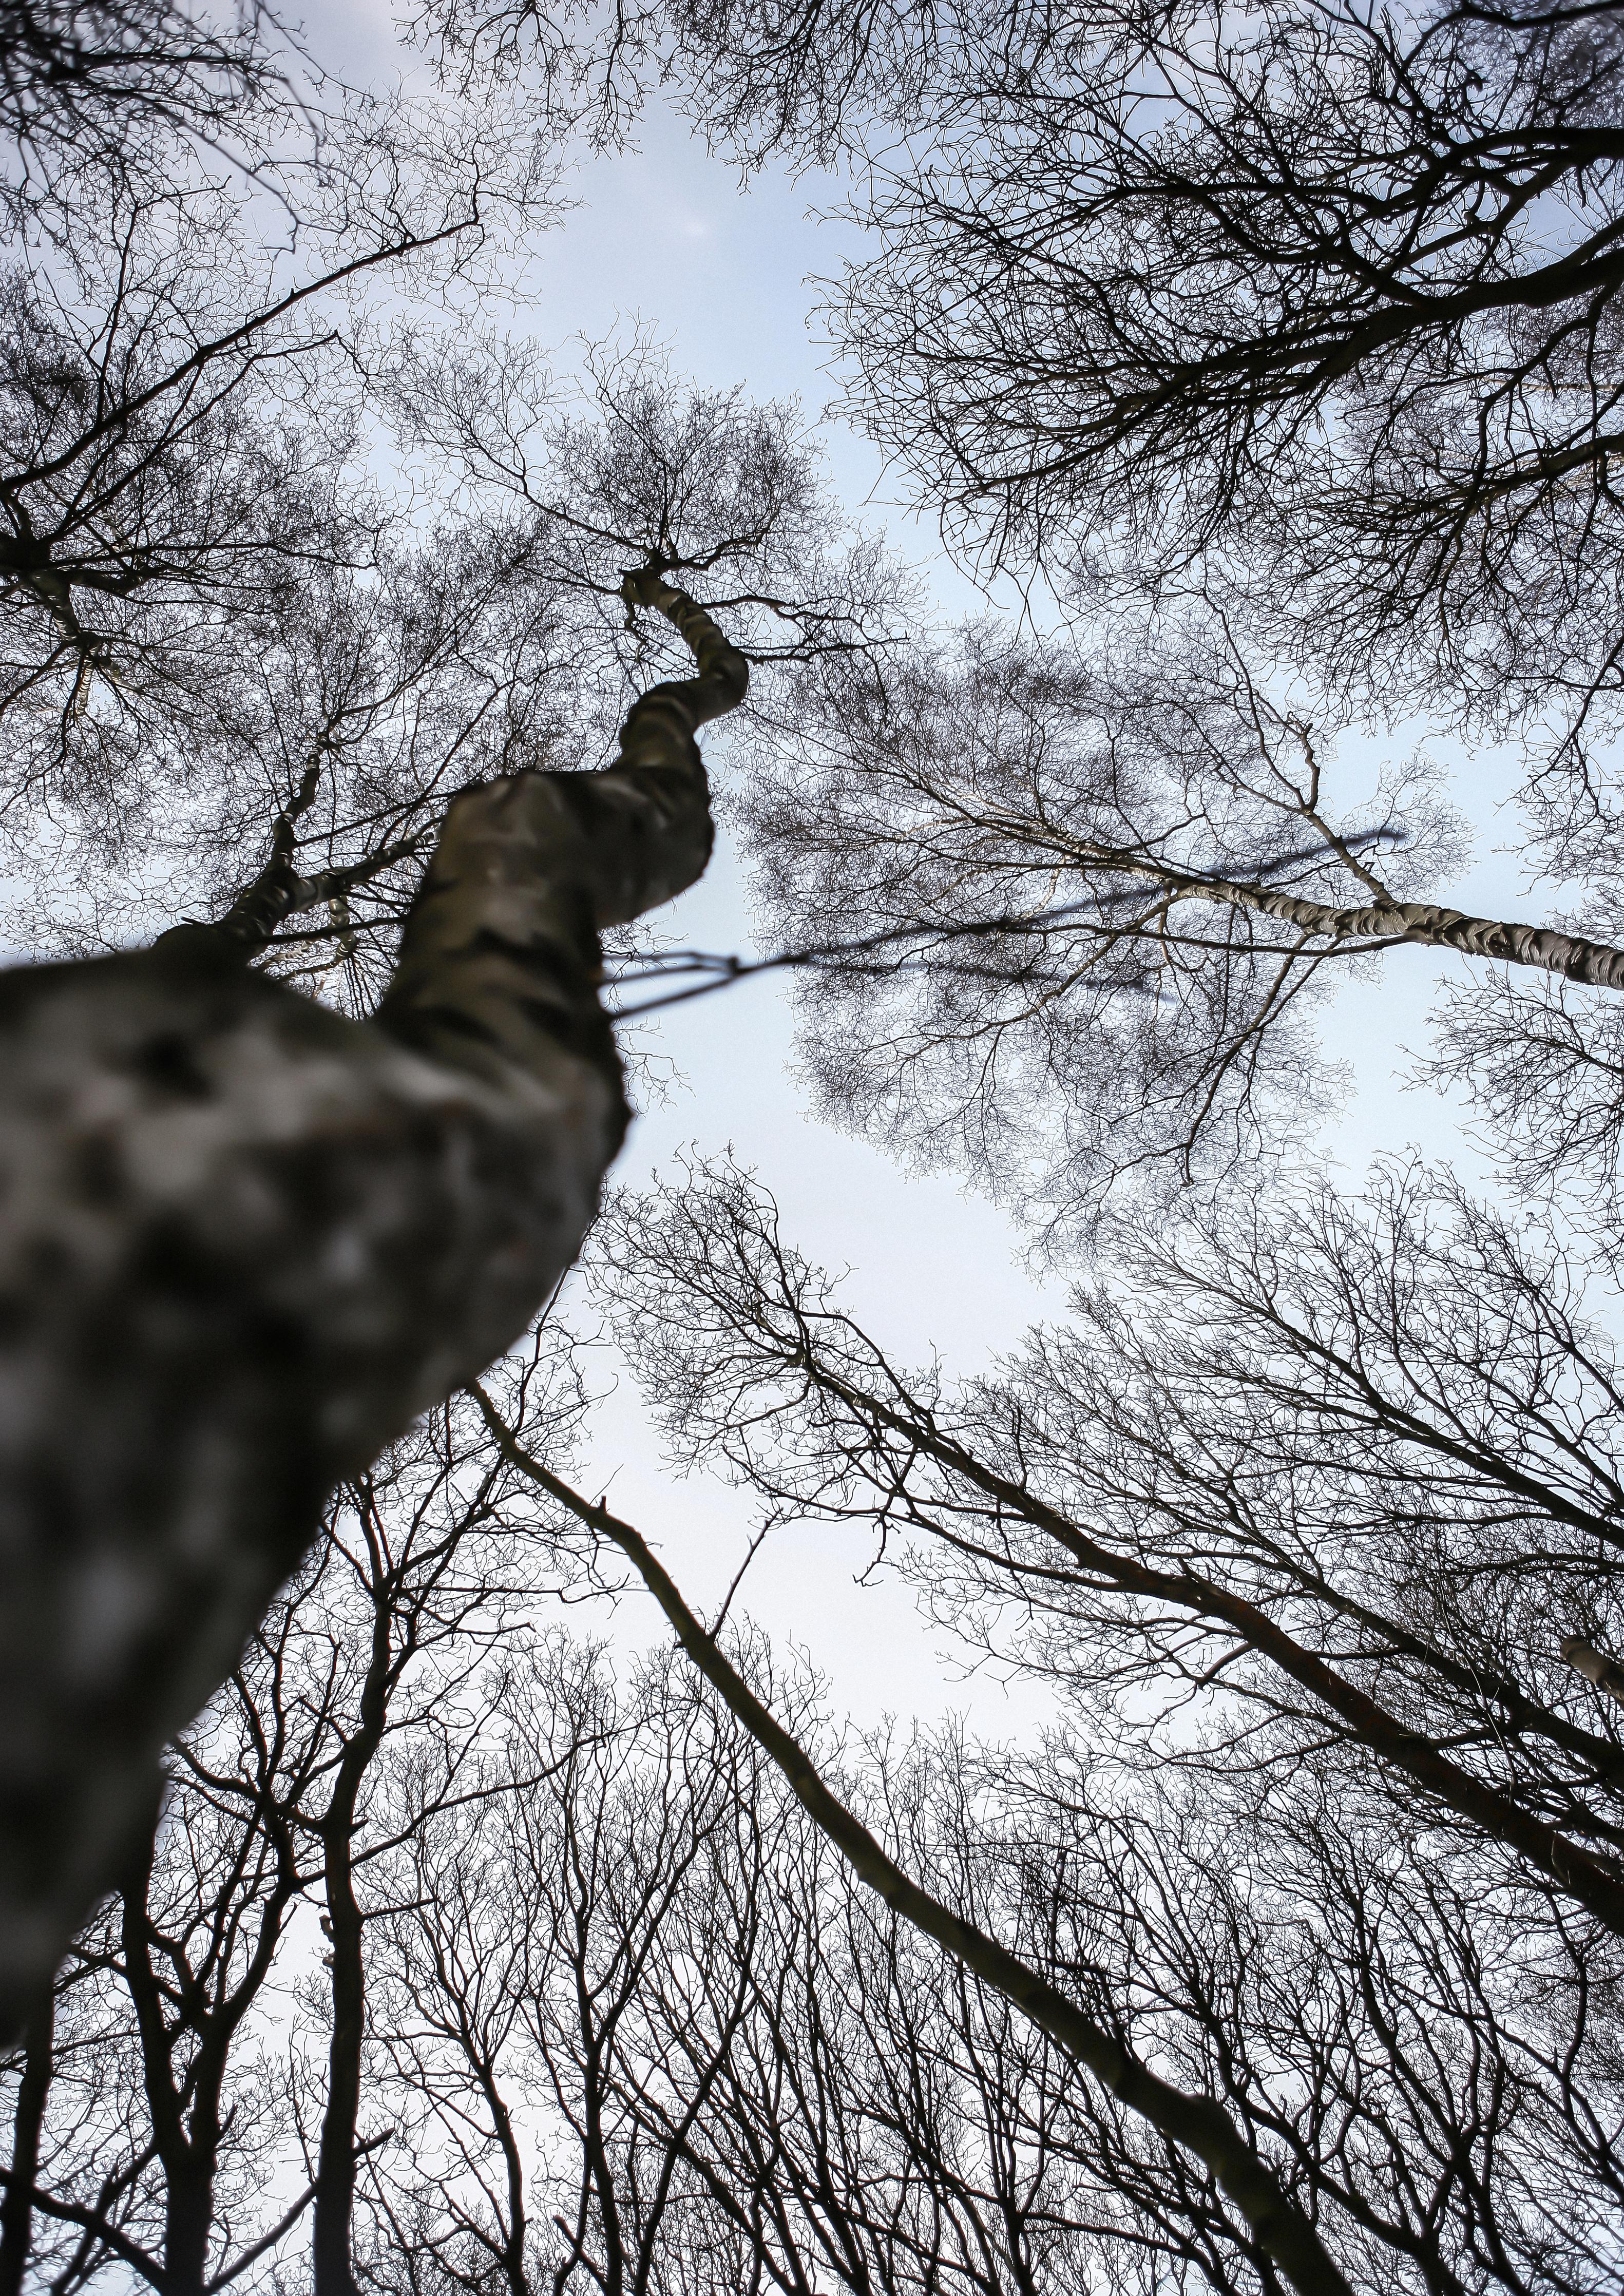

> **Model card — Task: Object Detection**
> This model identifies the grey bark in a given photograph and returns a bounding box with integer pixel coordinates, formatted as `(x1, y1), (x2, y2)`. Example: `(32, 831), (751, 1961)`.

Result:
(1003, 820), (1624, 989)
(0, 570), (744, 2040)
(1563, 1636), (1624, 1707)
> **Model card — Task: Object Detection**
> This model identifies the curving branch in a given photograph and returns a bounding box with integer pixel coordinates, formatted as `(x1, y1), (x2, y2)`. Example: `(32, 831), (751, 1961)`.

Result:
(0, 570), (745, 2040)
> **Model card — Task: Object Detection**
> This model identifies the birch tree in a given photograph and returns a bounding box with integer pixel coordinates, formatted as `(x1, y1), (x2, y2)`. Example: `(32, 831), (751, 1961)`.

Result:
(596, 1153), (1624, 1939)
(0, 0), (899, 2052)
(0, 557), (746, 2041)
(0, 1350), (585, 2296)
(726, 618), (1624, 1237)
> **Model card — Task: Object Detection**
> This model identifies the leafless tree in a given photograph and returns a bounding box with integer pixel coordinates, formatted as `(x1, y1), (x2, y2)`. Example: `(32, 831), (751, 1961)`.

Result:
(0, 1), (308, 231)
(295, 1369), (590, 2296)
(18, 1150), (1621, 2295)
(0, 0), (582, 922)
(852, 1718), (1624, 2295)
(417, 1402), (1624, 2294)
(0, 258), (898, 974)
(1, 1341), (585, 2296)
(471, 1400), (1359, 2296)
(0, 178), (521, 874)
(411, 0), (1624, 1238)
(0, 1592), (332, 2296)
(0, 1969), (70, 2296)
(592, 1150), (1624, 1948)
(362, 1630), (1307, 2296)
(715, 614), (1624, 1237)
(0, 553), (748, 2039)
(556, 1148), (1624, 2278)
(0, 0), (901, 2065)
(817, 0), (1624, 749)
(365, 1633), (790, 2296)
(422, 0), (1624, 783)
(345, 1149), (1624, 2292)
(14, 13), (1624, 2296)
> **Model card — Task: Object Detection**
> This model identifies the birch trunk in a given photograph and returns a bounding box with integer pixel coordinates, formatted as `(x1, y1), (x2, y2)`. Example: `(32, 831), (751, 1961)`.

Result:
(1023, 822), (1624, 986)
(0, 572), (744, 2039)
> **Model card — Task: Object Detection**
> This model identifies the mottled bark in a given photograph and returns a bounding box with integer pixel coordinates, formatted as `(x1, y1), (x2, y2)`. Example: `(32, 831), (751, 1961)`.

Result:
(1216, 884), (1624, 987)
(471, 1397), (1357, 2296)
(0, 572), (744, 2040)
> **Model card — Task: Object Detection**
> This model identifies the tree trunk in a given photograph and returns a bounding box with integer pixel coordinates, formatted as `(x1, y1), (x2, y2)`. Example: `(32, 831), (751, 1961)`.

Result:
(0, 573), (744, 2039)
(1013, 817), (1624, 987)
(310, 1534), (395, 2296)
(0, 1980), (53, 2296)
(491, 2089), (528, 2296)
(162, 2153), (217, 2296)
(120, 1821), (222, 2296)
(312, 1820), (367, 2296)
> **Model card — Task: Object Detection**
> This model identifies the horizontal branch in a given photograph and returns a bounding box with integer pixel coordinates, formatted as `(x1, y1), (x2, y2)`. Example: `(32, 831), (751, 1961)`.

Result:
(995, 818), (1624, 990)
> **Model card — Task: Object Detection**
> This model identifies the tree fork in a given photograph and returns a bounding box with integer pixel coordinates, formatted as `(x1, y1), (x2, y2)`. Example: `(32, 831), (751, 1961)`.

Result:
(0, 571), (744, 2041)
(471, 1394), (1360, 2296)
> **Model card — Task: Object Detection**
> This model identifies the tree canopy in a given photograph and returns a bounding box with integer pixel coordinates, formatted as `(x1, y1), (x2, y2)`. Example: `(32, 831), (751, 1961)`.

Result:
(5, 6), (1624, 2296)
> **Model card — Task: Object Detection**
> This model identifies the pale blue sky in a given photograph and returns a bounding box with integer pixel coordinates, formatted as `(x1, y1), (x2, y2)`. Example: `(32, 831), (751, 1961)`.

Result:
(318, 1), (1557, 1727)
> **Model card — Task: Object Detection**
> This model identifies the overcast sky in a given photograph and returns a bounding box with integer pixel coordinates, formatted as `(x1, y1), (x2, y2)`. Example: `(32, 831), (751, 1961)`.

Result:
(314, 3), (1552, 1735)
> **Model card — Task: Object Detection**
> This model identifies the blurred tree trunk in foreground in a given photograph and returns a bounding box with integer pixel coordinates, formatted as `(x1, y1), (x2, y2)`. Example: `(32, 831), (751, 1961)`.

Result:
(0, 571), (745, 2043)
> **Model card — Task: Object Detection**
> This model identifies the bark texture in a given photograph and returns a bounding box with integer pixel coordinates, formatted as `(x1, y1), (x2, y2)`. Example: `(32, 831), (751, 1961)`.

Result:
(1001, 819), (1624, 988)
(0, 572), (744, 2039)
(1564, 1636), (1624, 1707)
